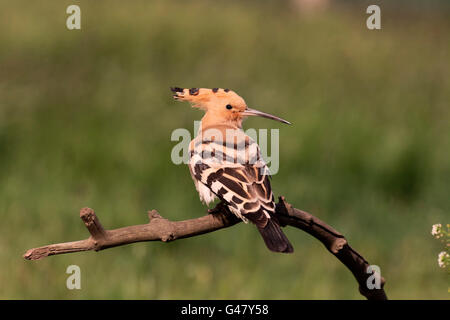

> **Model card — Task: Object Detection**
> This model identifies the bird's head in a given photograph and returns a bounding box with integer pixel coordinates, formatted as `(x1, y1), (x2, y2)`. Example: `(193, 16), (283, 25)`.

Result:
(170, 87), (290, 128)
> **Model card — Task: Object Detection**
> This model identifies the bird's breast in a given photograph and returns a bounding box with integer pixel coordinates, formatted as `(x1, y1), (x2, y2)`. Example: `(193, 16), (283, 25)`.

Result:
(189, 126), (264, 169)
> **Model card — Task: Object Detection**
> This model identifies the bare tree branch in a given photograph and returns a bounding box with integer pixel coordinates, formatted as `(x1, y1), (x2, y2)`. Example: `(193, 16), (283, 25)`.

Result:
(275, 197), (387, 300)
(23, 197), (387, 300)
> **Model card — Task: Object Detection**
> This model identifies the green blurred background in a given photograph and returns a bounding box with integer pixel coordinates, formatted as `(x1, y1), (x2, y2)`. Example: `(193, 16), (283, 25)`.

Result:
(0, 0), (449, 299)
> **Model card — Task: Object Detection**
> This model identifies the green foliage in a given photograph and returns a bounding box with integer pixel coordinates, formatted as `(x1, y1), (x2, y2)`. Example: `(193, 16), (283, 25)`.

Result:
(0, 0), (449, 299)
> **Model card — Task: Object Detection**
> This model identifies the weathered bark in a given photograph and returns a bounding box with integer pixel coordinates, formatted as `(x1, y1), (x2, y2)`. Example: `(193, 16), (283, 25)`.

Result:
(23, 197), (387, 300)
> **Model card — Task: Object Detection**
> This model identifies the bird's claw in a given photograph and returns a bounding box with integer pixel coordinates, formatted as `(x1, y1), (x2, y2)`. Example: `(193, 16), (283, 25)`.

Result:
(208, 201), (228, 215)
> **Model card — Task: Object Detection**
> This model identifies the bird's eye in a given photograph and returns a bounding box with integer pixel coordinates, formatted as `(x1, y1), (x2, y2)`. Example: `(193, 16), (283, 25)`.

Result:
(226, 104), (233, 110)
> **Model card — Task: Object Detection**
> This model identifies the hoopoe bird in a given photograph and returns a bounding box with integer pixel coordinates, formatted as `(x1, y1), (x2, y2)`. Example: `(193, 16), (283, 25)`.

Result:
(171, 87), (294, 253)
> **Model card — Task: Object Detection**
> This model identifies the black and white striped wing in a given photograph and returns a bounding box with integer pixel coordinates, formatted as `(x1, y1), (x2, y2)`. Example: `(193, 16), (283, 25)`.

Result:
(189, 138), (275, 227)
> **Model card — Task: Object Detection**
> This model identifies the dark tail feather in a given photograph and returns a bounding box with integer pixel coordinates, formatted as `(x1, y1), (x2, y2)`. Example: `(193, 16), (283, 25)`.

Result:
(257, 219), (294, 253)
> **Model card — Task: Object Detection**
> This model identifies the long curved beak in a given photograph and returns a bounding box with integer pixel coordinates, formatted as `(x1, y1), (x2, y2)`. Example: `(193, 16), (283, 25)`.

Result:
(242, 108), (291, 125)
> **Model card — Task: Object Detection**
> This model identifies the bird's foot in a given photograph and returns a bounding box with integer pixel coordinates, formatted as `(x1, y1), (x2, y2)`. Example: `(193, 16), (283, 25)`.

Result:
(208, 201), (229, 215)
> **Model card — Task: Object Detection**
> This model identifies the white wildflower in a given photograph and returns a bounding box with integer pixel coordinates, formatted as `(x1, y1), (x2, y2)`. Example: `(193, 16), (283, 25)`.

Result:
(431, 224), (442, 239)
(438, 251), (449, 268)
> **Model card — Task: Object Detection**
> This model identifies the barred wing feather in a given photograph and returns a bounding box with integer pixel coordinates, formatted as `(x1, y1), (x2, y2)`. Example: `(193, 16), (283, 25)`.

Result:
(188, 128), (293, 253)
